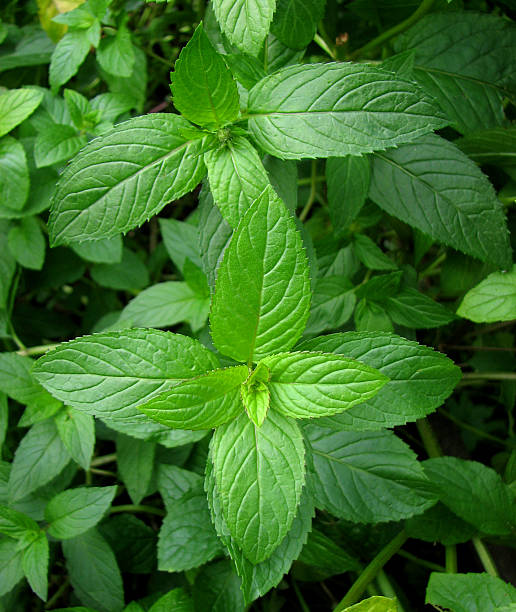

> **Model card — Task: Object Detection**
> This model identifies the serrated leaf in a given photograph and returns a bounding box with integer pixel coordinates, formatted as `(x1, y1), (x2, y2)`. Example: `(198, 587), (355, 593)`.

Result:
(353, 234), (397, 271)
(326, 156), (371, 236)
(0, 135), (29, 211)
(7, 217), (46, 270)
(49, 29), (93, 91)
(213, 0), (276, 56)
(457, 265), (516, 323)
(0, 538), (24, 597)
(159, 218), (202, 272)
(298, 528), (361, 575)
(211, 186), (310, 363)
(205, 135), (271, 227)
(0, 505), (40, 539)
(34, 123), (86, 168)
(384, 287), (455, 329)
(370, 134), (512, 269)
(305, 425), (437, 522)
(97, 24), (135, 78)
(158, 465), (203, 508)
(116, 435), (155, 504)
(45, 486), (116, 540)
(63, 528), (124, 612)
(423, 457), (516, 535)
(456, 127), (516, 168)
(354, 300), (394, 332)
(91, 247), (149, 290)
(193, 560), (245, 612)
(211, 410), (305, 563)
(305, 276), (356, 335)
(241, 374), (270, 427)
(271, 0), (326, 50)
(138, 365), (247, 430)
(158, 481), (221, 571)
(426, 573), (516, 612)
(22, 531), (49, 600)
(8, 419), (71, 503)
(343, 596), (398, 612)
(247, 63), (447, 159)
(149, 588), (194, 612)
(55, 407), (95, 470)
(0, 88), (44, 137)
(171, 23), (239, 127)
(33, 329), (219, 435)
(121, 281), (210, 332)
(298, 332), (461, 430)
(394, 13), (516, 133)
(72, 235), (123, 264)
(405, 503), (477, 546)
(48, 114), (213, 245)
(261, 351), (388, 419)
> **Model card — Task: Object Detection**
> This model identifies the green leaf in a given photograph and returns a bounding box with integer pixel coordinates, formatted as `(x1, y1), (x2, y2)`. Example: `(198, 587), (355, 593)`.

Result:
(0, 88), (44, 137)
(193, 560), (245, 612)
(353, 234), (397, 271)
(97, 24), (135, 78)
(45, 486), (116, 540)
(423, 457), (516, 536)
(22, 531), (49, 600)
(0, 135), (29, 211)
(305, 425), (436, 522)
(405, 503), (477, 546)
(298, 332), (461, 430)
(183, 258), (210, 297)
(204, 136), (271, 227)
(394, 12), (516, 133)
(159, 218), (202, 272)
(305, 276), (356, 335)
(211, 410), (305, 563)
(326, 156), (371, 236)
(48, 114), (213, 245)
(91, 247), (149, 290)
(71, 235), (123, 264)
(116, 434), (155, 504)
(158, 465), (203, 508)
(0, 393), (7, 455)
(49, 29), (93, 91)
(121, 282), (210, 332)
(0, 235), (15, 309)
(33, 329), (219, 431)
(171, 23), (239, 127)
(8, 419), (71, 503)
(383, 287), (455, 329)
(369, 134), (512, 269)
(55, 407), (95, 470)
(213, 0), (276, 56)
(355, 271), (402, 302)
(34, 123), (86, 168)
(0, 505), (40, 538)
(457, 265), (516, 323)
(298, 527), (360, 576)
(62, 528), (124, 612)
(343, 597), (398, 612)
(211, 186), (310, 363)
(261, 351), (388, 419)
(241, 363), (270, 426)
(158, 481), (221, 571)
(138, 365), (248, 430)
(7, 217), (46, 270)
(224, 53), (266, 90)
(426, 573), (516, 612)
(247, 63), (447, 159)
(0, 538), (24, 597)
(149, 588), (194, 612)
(100, 514), (156, 575)
(456, 126), (516, 168)
(271, 0), (326, 50)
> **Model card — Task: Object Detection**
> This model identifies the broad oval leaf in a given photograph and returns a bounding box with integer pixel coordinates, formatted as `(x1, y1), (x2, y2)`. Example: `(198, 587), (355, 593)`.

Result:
(138, 365), (248, 430)
(261, 351), (388, 419)
(210, 186), (311, 363)
(247, 62), (448, 159)
(211, 410), (305, 563)
(171, 23), (239, 127)
(298, 332), (461, 430)
(271, 0), (326, 50)
(0, 136), (29, 211)
(48, 114), (213, 245)
(369, 134), (512, 269)
(0, 88), (44, 138)
(457, 265), (516, 323)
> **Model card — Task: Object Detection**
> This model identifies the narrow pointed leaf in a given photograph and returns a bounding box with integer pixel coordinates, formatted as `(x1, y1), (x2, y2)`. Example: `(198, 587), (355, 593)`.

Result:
(370, 134), (512, 269)
(204, 136), (271, 227)
(248, 63), (448, 159)
(171, 23), (239, 127)
(241, 383), (269, 426)
(211, 410), (305, 563)
(116, 435), (155, 505)
(55, 407), (95, 470)
(211, 186), (310, 363)
(138, 366), (248, 430)
(0, 506), (40, 539)
(261, 351), (388, 419)
(22, 532), (49, 601)
(49, 114), (213, 245)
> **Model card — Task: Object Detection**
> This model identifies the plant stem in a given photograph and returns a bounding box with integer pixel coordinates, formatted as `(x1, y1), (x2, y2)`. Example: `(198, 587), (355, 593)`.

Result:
(472, 538), (499, 577)
(376, 570), (407, 612)
(292, 578), (310, 612)
(314, 32), (336, 59)
(334, 530), (408, 610)
(398, 549), (445, 573)
(439, 408), (515, 449)
(90, 453), (117, 467)
(110, 504), (166, 517)
(462, 372), (516, 382)
(419, 252), (446, 278)
(299, 160), (318, 222)
(350, 0), (435, 59)
(45, 579), (70, 609)
(445, 546), (457, 573)
(16, 343), (60, 357)
(416, 418), (442, 458)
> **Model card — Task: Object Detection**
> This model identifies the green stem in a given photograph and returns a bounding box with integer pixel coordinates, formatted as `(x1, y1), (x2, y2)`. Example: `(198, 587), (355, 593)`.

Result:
(45, 578), (70, 609)
(445, 546), (457, 573)
(299, 160), (318, 222)
(297, 175), (326, 186)
(314, 32), (336, 59)
(292, 579), (310, 612)
(16, 343), (60, 357)
(462, 372), (516, 382)
(398, 549), (445, 573)
(416, 418), (442, 458)
(350, 0), (435, 59)
(334, 530), (408, 610)
(110, 504), (166, 517)
(376, 570), (407, 612)
(90, 453), (117, 467)
(472, 538), (498, 577)
(419, 252), (446, 278)
(439, 408), (515, 449)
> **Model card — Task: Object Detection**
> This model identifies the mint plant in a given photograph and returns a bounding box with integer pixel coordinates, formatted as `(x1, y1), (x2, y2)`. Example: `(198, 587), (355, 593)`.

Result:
(1, 0), (516, 610)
